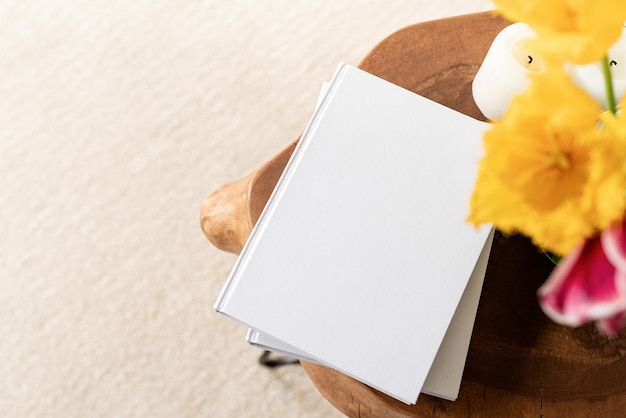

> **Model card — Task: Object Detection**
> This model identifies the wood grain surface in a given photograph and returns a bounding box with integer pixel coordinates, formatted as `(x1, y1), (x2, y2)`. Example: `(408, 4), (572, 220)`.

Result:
(200, 11), (626, 417)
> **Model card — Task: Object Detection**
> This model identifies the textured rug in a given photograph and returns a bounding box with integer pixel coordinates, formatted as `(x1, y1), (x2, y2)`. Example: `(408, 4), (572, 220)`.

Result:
(1, 1), (492, 416)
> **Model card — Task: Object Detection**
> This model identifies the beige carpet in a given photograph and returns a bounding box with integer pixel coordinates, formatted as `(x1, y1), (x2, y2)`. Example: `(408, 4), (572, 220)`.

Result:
(1, 1), (493, 417)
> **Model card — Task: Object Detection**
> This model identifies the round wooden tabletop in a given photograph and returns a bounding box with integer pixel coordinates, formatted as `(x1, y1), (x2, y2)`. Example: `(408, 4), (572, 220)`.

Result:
(201, 12), (626, 417)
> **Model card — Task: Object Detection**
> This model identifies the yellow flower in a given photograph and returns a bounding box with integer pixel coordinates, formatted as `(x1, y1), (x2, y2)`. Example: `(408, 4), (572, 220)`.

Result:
(468, 67), (626, 255)
(493, 0), (626, 64)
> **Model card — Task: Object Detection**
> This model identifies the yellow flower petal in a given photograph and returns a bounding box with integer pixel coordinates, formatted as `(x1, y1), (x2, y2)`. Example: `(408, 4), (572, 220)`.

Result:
(469, 67), (626, 254)
(494, 0), (626, 64)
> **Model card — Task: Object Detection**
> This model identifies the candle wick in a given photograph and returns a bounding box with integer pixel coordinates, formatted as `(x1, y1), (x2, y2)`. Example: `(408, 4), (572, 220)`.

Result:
(610, 60), (618, 66)
(528, 55), (533, 64)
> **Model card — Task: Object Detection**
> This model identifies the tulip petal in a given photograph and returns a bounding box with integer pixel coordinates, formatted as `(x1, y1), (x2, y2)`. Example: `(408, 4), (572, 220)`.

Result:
(538, 232), (626, 327)
(602, 222), (626, 271)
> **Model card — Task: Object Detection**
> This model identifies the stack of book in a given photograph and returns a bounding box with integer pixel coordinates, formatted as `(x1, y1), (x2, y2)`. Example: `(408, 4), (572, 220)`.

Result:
(214, 63), (493, 404)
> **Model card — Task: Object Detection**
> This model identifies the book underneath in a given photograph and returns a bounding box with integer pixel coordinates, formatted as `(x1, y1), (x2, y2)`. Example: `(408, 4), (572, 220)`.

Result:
(214, 63), (493, 404)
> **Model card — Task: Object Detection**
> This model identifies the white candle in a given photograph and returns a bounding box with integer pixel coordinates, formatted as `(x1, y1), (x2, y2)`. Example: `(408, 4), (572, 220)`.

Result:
(472, 23), (543, 121)
(567, 27), (626, 110)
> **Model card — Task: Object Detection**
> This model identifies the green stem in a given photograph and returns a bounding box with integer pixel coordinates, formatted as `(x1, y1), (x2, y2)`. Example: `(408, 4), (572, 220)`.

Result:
(601, 55), (618, 114)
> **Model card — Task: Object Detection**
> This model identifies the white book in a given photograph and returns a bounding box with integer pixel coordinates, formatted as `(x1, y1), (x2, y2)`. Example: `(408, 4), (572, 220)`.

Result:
(215, 63), (491, 404)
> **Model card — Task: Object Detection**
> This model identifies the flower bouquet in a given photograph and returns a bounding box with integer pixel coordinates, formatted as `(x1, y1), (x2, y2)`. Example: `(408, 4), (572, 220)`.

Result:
(469, 1), (626, 336)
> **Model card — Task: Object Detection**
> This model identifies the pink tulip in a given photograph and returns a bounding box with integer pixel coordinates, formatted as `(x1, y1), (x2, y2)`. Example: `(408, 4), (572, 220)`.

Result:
(537, 221), (626, 337)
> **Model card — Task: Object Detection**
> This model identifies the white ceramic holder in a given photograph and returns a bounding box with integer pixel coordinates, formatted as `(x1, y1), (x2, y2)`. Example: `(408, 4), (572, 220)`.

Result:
(472, 23), (542, 121)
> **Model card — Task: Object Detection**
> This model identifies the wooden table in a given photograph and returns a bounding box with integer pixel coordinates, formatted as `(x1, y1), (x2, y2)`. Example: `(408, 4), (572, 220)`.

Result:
(201, 12), (626, 417)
